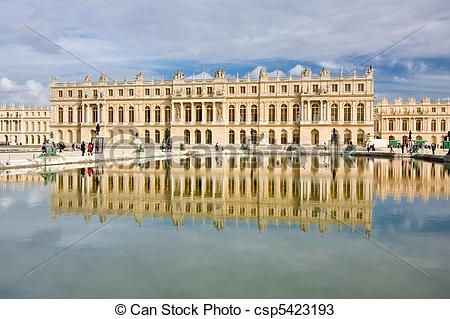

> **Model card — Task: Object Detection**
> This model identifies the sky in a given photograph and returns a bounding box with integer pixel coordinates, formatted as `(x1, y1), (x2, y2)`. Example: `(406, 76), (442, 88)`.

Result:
(0, 0), (450, 106)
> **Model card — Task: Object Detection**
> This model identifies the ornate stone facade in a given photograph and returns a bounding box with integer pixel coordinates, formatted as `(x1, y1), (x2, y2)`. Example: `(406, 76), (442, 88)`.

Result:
(374, 97), (450, 145)
(49, 67), (375, 147)
(0, 104), (51, 145)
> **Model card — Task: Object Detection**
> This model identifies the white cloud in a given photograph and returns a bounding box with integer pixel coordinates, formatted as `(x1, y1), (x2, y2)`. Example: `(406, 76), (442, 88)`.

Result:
(186, 71), (212, 79)
(0, 76), (49, 106)
(268, 69), (286, 77)
(289, 65), (304, 76)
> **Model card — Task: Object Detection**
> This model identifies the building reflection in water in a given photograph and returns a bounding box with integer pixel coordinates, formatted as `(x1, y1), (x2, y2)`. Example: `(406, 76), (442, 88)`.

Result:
(48, 155), (374, 236)
(2, 155), (449, 235)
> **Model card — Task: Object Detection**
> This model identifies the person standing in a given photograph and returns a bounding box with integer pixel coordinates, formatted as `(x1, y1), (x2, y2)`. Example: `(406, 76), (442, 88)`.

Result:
(432, 143), (436, 155)
(80, 141), (86, 156)
(87, 142), (93, 156)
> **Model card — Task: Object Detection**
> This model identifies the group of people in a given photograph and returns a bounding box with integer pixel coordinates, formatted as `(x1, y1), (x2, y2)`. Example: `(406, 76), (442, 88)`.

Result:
(78, 141), (95, 156)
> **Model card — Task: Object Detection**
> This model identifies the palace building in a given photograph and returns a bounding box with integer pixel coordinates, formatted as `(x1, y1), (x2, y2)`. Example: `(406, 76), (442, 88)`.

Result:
(49, 66), (375, 147)
(0, 104), (51, 145)
(374, 96), (450, 145)
(2, 65), (449, 147)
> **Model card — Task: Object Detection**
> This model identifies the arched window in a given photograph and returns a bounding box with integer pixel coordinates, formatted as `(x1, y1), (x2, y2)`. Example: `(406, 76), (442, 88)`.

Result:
(269, 130), (275, 144)
(155, 106), (161, 123)
(31, 122), (35, 131)
(206, 129), (212, 144)
(344, 129), (352, 144)
(402, 119), (408, 131)
(441, 120), (446, 132)
(206, 105), (213, 122)
(165, 106), (171, 123)
(357, 129), (365, 146)
(357, 103), (365, 122)
(37, 122), (41, 132)
(77, 107), (82, 123)
(250, 129), (257, 144)
(228, 130), (235, 144)
(31, 135), (35, 144)
(293, 129), (299, 144)
(185, 105), (192, 122)
(25, 135), (28, 144)
(155, 130), (160, 143)
(68, 107), (73, 123)
(58, 107), (63, 123)
(344, 104), (351, 122)
(388, 119), (394, 131)
(92, 106), (98, 123)
(311, 129), (319, 145)
(269, 104), (276, 122)
(128, 106), (134, 123)
(195, 129), (201, 144)
(330, 104), (338, 122)
(145, 130), (150, 143)
(240, 105), (246, 122)
(251, 105), (258, 122)
(293, 104), (300, 122)
(431, 119), (436, 131)
(145, 106), (150, 123)
(184, 130), (191, 144)
(281, 130), (287, 144)
(311, 104), (319, 122)
(416, 120), (422, 131)
(118, 107), (124, 122)
(281, 104), (288, 122)
(108, 107), (114, 122)
(228, 105), (235, 122)
(240, 130), (246, 144)
(196, 104), (202, 122)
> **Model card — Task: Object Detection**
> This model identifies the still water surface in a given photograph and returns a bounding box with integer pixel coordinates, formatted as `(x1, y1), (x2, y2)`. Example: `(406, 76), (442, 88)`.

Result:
(1, 155), (450, 298)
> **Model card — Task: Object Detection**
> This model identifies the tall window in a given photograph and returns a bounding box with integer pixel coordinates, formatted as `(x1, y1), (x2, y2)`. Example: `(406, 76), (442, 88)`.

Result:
(68, 107), (73, 123)
(155, 130), (160, 143)
(185, 105), (192, 122)
(145, 106), (150, 123)
(441, 120), (446, 132)
(118, 107), (124, 122)
(229, 130), (235, 144)
(251, 105), (258, 122)
(293, 104), (300, 122)
(129, 106), (135, 123)
(196, 104), (202, 122)
(206, 105), (213, 122)
(155, 106), (161, 123)
(165, 106), (171, 123)
(281, 104), (288, 122)
(240, 130), (246, 144)
(431, 120), (436, 131)
(145, 130), (150, 143)
(388, 120), (394, 131)
(184, 130), (191, 144)
(344, 104), (351, 122)
(240, 105), (246, 122)
(77, 107), (82, 123)
(357, 103), (364, 122)
(58, 107), (63, 123)
(206, 129), (212, 144)
(281, 130), (287, 144)
(331, 104), (338, 122)
(195, 129), (201, 144)
(92, 106), (98, 123)
(416, 120), (422, 131)
(311, 104), (320, 122)
(108, 107), (114, 122)
(269, 130), (275, 144)
(402, 119), (408, 131)
(269, 104), (275, 122)
(229, 105), (235, 122)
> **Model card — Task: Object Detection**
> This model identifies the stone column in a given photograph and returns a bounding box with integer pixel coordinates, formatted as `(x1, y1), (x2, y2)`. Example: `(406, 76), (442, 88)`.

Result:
(307, 100), (311, 122)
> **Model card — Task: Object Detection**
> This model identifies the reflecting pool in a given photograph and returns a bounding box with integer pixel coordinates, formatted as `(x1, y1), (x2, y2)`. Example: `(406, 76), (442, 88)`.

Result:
(1, 155), (450, 298)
